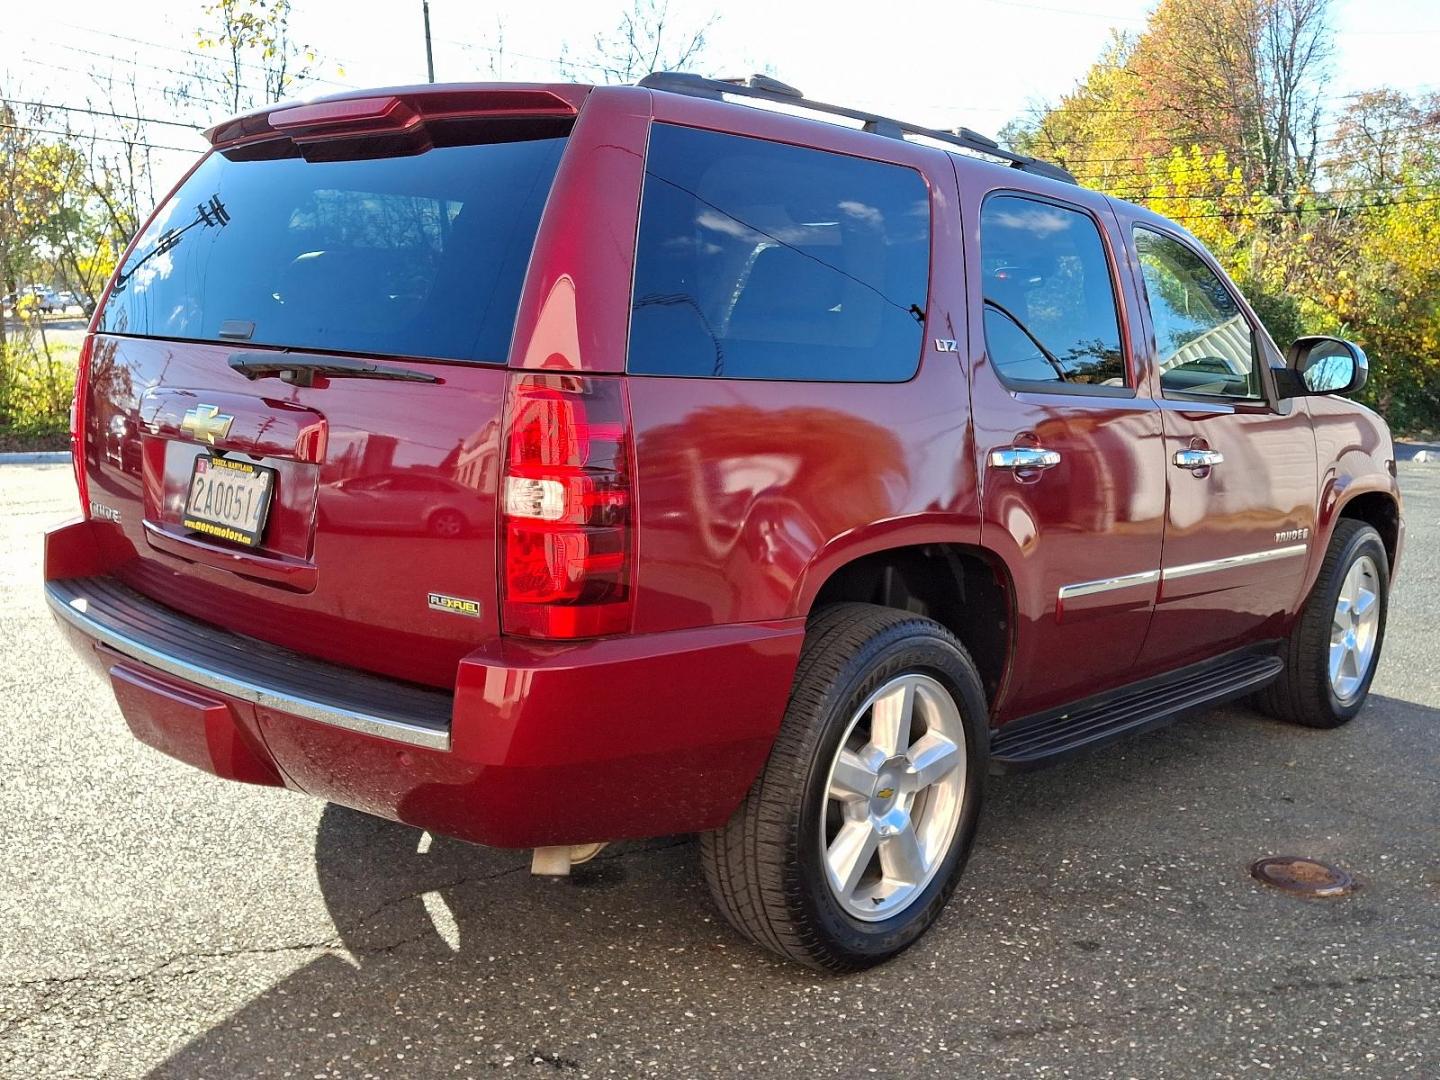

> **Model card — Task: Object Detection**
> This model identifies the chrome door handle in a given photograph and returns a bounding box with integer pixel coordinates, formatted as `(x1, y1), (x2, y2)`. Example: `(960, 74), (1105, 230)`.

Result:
(1173, 448), (1225, 470)
(989, 447), (1062, 470)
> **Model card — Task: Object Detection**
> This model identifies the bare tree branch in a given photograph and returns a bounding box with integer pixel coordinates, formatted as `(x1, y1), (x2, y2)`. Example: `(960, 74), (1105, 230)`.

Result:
(563, 0), (718, 84)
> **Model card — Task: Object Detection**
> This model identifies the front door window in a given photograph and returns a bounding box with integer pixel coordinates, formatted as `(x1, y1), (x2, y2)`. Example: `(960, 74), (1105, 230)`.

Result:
(1133, 227), (1262, 400)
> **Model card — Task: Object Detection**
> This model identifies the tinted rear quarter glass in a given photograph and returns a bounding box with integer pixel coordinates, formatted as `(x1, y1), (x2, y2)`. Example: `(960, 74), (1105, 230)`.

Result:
(102, 123), (567, 363)
(628, 124), (931, 382)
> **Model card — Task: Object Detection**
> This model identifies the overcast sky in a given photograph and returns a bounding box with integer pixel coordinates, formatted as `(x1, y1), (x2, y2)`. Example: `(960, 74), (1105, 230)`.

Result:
(4, 0), (1438, 174)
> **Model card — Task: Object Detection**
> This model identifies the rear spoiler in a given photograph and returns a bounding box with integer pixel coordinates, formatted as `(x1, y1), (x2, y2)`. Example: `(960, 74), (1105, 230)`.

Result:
(203, 83), (589, 148)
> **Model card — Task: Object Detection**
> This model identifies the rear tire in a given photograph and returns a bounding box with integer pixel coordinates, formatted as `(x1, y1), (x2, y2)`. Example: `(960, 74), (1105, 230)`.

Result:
(1255, 520), (1389, 728)
(700, 603), (987, 971)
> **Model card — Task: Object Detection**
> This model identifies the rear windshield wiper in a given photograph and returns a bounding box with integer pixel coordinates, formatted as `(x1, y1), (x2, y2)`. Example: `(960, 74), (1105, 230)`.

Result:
(229, 354), (440, 386)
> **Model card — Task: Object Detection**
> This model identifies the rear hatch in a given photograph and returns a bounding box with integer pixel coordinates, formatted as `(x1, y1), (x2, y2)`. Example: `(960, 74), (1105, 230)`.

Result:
(80, 90), (580, 688)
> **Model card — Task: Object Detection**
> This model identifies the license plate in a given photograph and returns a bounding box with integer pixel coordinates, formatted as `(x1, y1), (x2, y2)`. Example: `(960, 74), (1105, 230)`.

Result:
(182, 454), (275, 548)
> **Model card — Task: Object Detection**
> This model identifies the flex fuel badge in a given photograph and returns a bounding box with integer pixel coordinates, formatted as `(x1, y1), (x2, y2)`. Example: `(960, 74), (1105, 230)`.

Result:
(427, 592), (483, 618)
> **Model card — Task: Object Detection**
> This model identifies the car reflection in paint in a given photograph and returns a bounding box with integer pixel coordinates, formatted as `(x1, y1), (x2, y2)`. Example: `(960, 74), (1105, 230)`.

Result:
(319, 471), (479, 538)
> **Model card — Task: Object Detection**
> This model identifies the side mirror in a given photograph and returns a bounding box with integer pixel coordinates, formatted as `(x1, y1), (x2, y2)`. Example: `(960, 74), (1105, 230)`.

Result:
(1276, 336), (1369, 398)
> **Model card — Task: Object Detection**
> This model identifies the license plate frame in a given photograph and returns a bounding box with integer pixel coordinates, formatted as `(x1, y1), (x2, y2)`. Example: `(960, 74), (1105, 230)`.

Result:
(181, 453), (276, 549)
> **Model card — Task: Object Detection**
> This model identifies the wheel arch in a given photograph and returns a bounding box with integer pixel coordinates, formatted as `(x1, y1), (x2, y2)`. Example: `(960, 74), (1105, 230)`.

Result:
(1333, 489), (1400, 571)
(800, 539), (1015, 710)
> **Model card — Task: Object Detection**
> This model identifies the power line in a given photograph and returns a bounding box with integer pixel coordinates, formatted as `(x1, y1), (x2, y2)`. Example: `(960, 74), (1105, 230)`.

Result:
(1064, 155), (1440, 183)
(1175, 195), (1440, 218)
(0, 121), (200, 155)
(43, 25), (357, 91)
(1018, 86), (1436, 116)
(1020, 118), (1437, 163)
(31, 38), (258, 93)
(21, 36), (347, 101)
(1003, 85), (1440, 129)
(14, 54), (234, 112)
(1063, 144), (1440, 183)
(1308, 121), (1438, 153)
(0, 97), (204, 131)
(1095, 183), (1440, 202)
(1064, 138), (1440, 171)
(1032, 119), (1440, 170)
(452, 39), (606, 76)
(293, 21), (571, 74)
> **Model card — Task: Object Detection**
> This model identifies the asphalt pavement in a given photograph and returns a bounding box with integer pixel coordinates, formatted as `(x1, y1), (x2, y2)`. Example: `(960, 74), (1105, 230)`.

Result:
(1, 462), (1436, 1079)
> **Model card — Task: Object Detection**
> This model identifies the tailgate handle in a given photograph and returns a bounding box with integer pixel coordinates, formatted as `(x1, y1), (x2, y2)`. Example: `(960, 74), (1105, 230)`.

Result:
(229, 354), (440, 387)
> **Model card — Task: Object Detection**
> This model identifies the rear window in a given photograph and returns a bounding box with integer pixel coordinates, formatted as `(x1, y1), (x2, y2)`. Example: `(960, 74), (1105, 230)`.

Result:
(627, 124), (931, 382)
(979, 194), (1127, 392)
(101, 123), (567, 363)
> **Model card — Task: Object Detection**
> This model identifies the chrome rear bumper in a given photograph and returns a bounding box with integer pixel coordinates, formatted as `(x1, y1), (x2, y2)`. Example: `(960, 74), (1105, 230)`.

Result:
(46, 576), (453, 750)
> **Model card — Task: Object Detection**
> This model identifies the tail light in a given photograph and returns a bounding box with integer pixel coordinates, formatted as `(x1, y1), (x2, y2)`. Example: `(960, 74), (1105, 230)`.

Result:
(501, 373), (636, 638)
(70, 334), (93, 516)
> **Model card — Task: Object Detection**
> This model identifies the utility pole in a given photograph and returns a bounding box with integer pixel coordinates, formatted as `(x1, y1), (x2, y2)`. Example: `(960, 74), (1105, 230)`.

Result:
(423, 0), (436, 83)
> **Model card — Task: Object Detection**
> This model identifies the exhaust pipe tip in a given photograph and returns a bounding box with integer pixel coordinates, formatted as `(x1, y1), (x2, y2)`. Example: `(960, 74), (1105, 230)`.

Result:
(530, 842), (608, 876)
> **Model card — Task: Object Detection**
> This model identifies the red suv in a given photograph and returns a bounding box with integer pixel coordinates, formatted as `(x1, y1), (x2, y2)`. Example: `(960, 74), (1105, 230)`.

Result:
(46, 74), (1403, 970)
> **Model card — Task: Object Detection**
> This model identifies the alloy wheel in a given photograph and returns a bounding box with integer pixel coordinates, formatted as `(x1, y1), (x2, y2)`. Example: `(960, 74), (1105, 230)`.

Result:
(820, 673), (967, 921)
(1330, 554), (1381, 702)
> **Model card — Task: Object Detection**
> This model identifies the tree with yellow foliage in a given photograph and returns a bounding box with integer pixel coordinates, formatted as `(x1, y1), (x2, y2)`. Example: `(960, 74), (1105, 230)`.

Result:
(1004, 0), (1440, 431)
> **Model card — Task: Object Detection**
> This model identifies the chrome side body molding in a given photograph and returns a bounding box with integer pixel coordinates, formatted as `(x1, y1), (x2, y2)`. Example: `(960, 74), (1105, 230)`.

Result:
(1057, 569), (1161, 602)
(1161, 544), (1308, 581)
(1057, 544), (1308, 603)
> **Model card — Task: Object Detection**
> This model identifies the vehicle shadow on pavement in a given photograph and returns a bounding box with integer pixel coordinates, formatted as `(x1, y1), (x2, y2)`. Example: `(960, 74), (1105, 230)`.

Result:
(147, 694), (1440, 1078)
(147, 802), (792, 1078)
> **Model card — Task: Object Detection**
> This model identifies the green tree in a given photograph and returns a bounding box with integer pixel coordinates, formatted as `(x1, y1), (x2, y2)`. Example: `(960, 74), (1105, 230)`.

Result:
(1325, 89), (1440, 187)
(1008, 0), (1334, 204)
(0, 103), (68, 345)
(1005, 0), (1440, 431)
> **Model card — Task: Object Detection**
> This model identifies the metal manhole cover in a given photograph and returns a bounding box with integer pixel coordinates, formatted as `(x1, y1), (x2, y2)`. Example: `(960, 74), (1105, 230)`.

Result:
(1250, 856), (1357, 898)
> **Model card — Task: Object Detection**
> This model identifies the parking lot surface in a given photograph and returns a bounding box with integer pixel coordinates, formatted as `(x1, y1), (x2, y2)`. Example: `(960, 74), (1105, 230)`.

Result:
(1, 315), (88, 353)
(1, 462), (1436, 1079)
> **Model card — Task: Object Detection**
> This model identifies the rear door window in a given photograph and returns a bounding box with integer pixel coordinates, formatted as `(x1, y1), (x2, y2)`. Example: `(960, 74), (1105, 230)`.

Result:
(102, 123), (567, 364)
(979, 194), (1128, 392)
(627, 124), (931, 382)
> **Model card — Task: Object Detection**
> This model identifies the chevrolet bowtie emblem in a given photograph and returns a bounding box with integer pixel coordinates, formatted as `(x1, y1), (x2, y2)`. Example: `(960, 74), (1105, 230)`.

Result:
(180, 404), (234, 445)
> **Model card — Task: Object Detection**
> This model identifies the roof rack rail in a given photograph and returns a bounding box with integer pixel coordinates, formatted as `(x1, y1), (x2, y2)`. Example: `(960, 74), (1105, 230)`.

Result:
(637, 71), (1077, 186)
